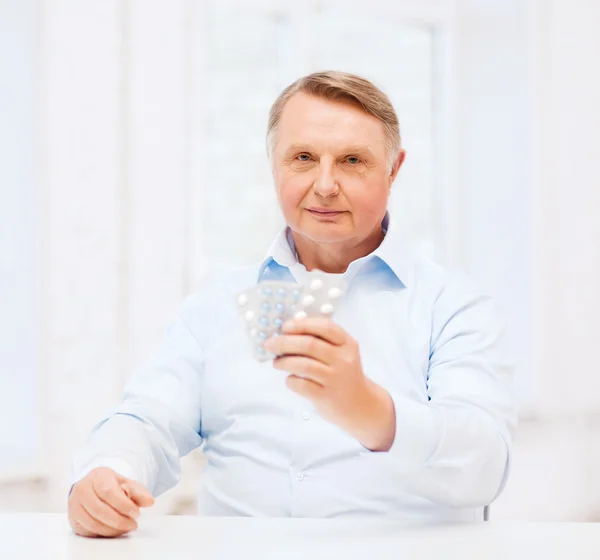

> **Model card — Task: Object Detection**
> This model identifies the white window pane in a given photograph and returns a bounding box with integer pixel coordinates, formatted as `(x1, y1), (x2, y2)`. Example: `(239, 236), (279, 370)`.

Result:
(194, 2), (288, 278)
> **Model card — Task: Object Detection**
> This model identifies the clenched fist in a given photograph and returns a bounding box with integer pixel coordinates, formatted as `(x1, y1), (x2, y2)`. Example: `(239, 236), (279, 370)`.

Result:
(68, 467), (154, 538)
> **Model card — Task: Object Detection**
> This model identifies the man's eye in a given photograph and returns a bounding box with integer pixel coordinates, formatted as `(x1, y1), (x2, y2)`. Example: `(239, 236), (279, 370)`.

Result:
(297, 154), (311, 162)
(346, 156), (361, 164)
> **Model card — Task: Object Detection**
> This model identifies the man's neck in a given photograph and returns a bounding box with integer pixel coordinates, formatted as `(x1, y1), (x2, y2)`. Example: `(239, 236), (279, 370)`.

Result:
(291, 226), (385, 274)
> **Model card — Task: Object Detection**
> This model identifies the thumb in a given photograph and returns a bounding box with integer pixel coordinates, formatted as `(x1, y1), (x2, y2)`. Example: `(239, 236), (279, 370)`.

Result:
(121, 480), (155, 508)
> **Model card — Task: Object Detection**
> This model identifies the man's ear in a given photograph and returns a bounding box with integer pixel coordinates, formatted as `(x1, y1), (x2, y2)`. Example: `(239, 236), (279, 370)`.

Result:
(389, 150), (406, 184)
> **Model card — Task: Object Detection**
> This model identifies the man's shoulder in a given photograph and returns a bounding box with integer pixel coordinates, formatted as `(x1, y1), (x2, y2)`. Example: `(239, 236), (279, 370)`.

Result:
(402, 250), (505, 355)
(172, 264), (263, 342)
(407, 249), (490, 308)
(405, 249), (457, 292)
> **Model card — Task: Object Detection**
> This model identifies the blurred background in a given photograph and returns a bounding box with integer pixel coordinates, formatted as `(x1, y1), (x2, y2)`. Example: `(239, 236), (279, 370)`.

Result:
(1, 0), (600, 520)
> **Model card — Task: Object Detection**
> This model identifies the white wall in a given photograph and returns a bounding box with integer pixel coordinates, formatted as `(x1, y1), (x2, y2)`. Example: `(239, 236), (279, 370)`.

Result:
(531, 0), (600, 416)
(455, 0), (535, 406)
(37, 0), (193, 509)
(457, 0), (600, 520)
(457, 0), (600, 418)
(40, 0), (127, 507)
(0, 0), (40, 477)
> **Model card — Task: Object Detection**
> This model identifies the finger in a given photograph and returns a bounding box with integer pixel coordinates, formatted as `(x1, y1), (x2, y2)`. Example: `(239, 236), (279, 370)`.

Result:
(113, 470), (127, 484)
(92, 476), (140, 519)
(264, 334), (334, 363)
(282, 317), (347, 345)
(286, 375), (323, 401)
(71, 521), (96, 538)
(83, 488), (138, 533)
(273, 356), (330, 386)
(69, 505), (96, 538)
(121, 480), (155, 508)
(72, 503), (125, 538)
(93, 466), (127, 485)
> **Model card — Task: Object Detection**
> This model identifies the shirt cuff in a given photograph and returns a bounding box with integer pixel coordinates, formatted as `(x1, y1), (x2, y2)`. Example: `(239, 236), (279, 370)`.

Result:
(386, 393), (443, 469)
(71, 457), (140, 488)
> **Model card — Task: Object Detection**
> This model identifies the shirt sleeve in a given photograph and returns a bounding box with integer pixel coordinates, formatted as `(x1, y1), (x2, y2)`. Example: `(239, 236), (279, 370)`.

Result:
(71, 292), (210, 497)
(385, 274), (517, 509)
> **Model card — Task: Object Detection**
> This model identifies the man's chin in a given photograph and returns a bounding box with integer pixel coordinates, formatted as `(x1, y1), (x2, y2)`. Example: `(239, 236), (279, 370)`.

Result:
(294, 224), (351, 245)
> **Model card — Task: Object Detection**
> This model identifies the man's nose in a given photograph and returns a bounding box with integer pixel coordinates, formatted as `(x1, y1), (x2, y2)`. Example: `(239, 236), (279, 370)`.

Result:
(313, 162), (340, 197)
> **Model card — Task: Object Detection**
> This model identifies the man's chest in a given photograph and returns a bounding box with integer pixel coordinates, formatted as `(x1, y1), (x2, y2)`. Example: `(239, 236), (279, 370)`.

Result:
(199, 289), (432, 434)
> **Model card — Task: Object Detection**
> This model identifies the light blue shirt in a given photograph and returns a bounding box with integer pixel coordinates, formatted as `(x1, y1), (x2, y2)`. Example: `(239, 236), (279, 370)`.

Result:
(73, 214), (516, 522)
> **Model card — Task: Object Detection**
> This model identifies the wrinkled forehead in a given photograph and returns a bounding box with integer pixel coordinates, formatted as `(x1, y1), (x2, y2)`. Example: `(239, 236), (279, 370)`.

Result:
(275, 93), (388, 156)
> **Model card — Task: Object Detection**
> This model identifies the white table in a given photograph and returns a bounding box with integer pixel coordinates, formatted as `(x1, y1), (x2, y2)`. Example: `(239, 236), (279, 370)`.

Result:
(2, 513), (600, 560)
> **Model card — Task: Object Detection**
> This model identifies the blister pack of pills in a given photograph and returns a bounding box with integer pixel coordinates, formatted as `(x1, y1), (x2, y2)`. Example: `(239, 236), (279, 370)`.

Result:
(236, 270), (346, 361)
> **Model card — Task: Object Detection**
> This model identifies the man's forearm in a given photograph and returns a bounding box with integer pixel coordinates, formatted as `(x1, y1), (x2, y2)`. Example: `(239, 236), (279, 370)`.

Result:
(340, 380), (396, 452)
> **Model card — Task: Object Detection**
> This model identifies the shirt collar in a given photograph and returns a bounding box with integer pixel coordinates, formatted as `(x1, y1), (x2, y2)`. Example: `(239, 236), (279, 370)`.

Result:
(257, 211), (413, 287)
(370, 212), (414, 288)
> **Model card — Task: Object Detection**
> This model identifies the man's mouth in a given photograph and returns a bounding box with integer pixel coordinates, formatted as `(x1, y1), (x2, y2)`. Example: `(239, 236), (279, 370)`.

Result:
(306, 207), (345, 218)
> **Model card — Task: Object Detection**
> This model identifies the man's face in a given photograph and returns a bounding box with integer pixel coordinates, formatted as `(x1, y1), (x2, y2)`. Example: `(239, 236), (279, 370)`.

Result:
(272, 92), (402, 247)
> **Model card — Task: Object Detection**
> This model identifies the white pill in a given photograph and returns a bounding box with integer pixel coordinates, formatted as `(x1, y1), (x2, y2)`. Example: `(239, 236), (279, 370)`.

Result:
(302, 295), (315, 307)
(245, 310), (255, 322)
(294, 310), (308, 320)
(328, 287), (343, 299)
(320, 303), (334, 314)
(238, 293), (248, 306)
(310, 278), (324, 291)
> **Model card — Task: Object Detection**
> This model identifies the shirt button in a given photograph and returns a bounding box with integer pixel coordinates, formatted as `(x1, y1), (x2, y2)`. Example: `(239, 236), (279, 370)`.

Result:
(302, 412), (311, 420)
(296, 472), (305, 481)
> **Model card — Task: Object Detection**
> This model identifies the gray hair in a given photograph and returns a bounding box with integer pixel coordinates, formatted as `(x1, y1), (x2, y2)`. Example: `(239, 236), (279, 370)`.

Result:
(267, 71), (401, 171)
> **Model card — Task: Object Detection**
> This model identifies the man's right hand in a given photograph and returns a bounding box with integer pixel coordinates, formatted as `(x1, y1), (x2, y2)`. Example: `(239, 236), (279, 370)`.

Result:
(68, 467), (155, 538)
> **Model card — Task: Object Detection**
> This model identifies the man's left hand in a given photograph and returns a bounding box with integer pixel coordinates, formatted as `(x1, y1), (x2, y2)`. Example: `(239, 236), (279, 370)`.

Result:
(263, 317), (396, 452)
